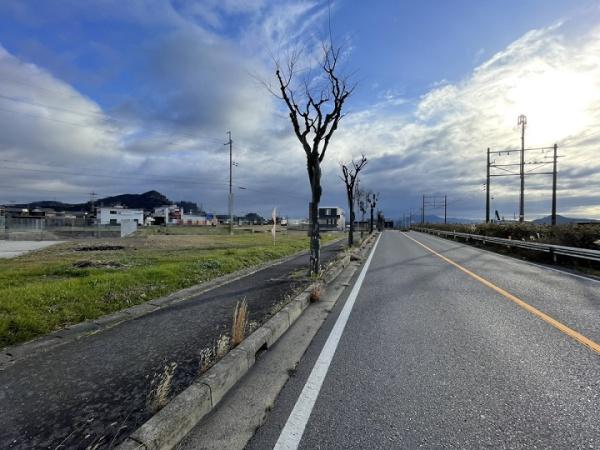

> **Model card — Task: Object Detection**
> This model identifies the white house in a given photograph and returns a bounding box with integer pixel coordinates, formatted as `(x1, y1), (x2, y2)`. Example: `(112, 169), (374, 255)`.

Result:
(98, 206), (143, 225)
(153, 205), (181, 225)
(318, 207), (345, 231)
(181, 213), (206, 225)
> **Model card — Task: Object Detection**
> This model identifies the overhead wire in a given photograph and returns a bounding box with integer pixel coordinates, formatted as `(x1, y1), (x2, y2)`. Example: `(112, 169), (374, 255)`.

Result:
(0, 94), (224, 143)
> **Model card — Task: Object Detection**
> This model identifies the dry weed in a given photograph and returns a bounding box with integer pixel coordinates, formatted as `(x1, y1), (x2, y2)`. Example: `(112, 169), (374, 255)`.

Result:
(147, 362), (177, 412)
(216, 334), (230, 359)
(310, 285), (322, 302)
(231, 298), (248, 346)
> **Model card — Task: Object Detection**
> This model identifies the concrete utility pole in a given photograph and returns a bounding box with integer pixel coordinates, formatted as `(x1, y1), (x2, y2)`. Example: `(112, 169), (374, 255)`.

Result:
(421, 195), (425, 224)
(518, 114), (527, 222)
(551, 143), (558, 226)
(486, 148), (490, 223)
(88, 192), (97, 217)
(226, 131), (233, 235)
(444, 195), (447, 224)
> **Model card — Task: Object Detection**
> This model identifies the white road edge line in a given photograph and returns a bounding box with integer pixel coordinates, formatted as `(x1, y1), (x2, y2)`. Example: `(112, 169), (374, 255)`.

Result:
(273, 233), (382, 450)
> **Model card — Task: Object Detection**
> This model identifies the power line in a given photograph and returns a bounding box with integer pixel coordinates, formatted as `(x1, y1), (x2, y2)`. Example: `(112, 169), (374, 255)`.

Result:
(0, 164), (310, 204)
(0, 74), (82, 98)
(0, 158), (225, 184)
(421, 194), (447, 224)
(0, 164), (230, 187)
(0, 98), (223, 143)
(485, 141), (561, 224)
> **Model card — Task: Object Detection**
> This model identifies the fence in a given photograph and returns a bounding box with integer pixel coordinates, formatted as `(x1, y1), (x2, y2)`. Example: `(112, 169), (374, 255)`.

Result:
(413, 227), (600, 263)
(1, 216), (122, 240)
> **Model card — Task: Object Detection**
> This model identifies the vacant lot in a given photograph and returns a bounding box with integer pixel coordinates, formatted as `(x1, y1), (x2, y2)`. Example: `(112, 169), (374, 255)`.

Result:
(0, 231), (340, 347)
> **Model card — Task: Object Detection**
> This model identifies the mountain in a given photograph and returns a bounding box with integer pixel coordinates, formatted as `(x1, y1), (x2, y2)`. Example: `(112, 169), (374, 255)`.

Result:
(95, 190), (171, 210)
(5, 190), (199, 213)
(532, 214), (599, 225)
(420, 214), (480, 224)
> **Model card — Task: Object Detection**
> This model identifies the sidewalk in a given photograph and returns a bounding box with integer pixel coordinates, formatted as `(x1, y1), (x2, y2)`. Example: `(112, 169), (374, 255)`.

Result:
(0, 241), (344, 449)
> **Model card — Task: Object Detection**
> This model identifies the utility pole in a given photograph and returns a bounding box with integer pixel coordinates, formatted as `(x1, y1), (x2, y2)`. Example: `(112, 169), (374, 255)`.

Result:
(488, 142), (557, 226)
(88, 192), (97, 216)
(421, 195), (425, 224)
(225, 131), (233, 235)
(444, 195), (447, 224)
(409, 208), (413, 228)
(551, 143), (558, 226)
(518, 114), (527, 222)
(486, 147), (490, 223)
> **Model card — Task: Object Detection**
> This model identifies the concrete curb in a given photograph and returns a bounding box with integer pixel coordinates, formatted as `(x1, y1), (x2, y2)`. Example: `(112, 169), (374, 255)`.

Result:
(117, 234), (378, 450)
(0, 239), (345, 370)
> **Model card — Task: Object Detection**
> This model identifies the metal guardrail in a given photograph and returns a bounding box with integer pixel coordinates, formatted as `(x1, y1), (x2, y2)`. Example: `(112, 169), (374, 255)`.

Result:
(413, 227), (600, 263)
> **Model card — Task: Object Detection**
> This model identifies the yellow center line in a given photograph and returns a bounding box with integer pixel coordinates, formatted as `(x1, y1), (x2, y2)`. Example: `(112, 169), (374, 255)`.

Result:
(401, 232), (600, 355)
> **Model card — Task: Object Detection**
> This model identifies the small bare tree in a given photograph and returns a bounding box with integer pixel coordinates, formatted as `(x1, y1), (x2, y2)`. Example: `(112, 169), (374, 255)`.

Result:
(356, 181), (367, 238)
(273, 44), (353, 274)
(340, 155), (367, 247)
(366, 191), (379, 234)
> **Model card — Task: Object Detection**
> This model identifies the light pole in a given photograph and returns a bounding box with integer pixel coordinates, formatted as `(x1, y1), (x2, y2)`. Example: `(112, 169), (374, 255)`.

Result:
(225, 131), (234, 235)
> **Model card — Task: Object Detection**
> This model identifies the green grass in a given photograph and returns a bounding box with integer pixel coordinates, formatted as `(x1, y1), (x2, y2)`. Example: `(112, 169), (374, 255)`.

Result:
(0, 231), (341, 347)
(138, 224), (286, 236)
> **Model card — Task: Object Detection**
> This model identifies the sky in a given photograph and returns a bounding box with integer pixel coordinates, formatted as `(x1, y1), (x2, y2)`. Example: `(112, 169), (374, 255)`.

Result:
(0, 0), (599, 221)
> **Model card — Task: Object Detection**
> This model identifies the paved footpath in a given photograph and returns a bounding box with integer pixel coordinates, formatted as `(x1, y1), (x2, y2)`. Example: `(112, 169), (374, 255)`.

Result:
(0, 240), (62, 259)
(248, 231), (600, 449)
(0, 241), (343, 449)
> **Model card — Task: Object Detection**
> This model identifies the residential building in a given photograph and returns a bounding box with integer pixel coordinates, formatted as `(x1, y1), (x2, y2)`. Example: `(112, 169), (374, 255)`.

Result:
(153, 205), (182, 225)
(180, 213), (218, 225)
(318, 207), (345, 231)
(98, 206), (143, 225)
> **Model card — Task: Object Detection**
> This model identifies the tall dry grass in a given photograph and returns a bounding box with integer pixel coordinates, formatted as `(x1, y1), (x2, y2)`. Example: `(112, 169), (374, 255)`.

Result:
(231, 298), (248, 347)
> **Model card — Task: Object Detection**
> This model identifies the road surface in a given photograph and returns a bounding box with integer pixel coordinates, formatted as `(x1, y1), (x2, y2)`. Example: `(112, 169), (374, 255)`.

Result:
(248, 231), (600, 449)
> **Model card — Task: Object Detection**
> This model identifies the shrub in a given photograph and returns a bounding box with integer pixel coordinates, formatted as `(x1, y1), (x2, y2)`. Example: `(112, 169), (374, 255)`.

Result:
(422, 223), (600, 249)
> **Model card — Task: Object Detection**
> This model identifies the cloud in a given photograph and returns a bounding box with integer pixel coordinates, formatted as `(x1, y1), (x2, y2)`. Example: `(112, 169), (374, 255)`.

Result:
(327, 20), (600, 220)
(0, 3), (599, 222)
(0, 44), (121, 168)
(0, 2), (328, 214)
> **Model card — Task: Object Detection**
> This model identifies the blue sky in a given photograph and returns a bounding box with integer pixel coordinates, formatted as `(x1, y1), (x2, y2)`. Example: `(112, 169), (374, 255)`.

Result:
(0, 1), (599, 220)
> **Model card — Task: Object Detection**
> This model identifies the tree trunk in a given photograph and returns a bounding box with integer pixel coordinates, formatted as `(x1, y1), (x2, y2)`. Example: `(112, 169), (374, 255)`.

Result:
(348, 204), (354, 247)
(308, 156), (322, 275)
(369, 207), (374, 234)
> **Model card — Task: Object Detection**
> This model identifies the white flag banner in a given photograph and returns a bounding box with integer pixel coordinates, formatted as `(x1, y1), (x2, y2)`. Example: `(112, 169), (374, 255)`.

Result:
(272, 207), (277, 243)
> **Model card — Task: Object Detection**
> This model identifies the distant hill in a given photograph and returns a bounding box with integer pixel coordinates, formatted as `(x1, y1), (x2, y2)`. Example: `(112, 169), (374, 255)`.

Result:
(532, 214), (599, 225)
(5, 190), (199, 213)
(420, 214), (480, 224)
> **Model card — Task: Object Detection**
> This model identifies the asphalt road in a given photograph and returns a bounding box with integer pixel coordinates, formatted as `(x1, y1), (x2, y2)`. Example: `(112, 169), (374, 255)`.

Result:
(0, 240), (344, 449)
(248, 231), (600, 449)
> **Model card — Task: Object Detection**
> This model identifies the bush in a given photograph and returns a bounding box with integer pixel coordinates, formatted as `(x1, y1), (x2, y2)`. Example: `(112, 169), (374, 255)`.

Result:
(421, 223), (600, 249)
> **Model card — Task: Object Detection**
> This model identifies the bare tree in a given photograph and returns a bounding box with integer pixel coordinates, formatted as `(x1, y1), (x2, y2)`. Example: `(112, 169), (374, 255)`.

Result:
(356, 180), (367, 238)
(376, 210), (385, 231)
(366, 191), (379, 234)
(340, 155), (367, 247)
(273, 44), (354, 274)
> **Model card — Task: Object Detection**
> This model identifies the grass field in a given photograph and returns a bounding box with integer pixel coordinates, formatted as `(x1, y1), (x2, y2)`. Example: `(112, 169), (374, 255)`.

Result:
(0, 230), (341, 348)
